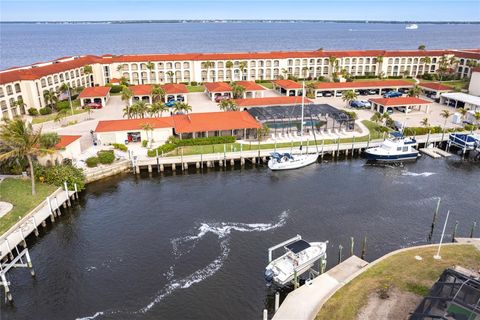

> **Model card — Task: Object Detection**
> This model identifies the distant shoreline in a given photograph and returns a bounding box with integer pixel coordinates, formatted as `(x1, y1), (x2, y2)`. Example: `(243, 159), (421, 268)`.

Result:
(1, 20), (480, 25)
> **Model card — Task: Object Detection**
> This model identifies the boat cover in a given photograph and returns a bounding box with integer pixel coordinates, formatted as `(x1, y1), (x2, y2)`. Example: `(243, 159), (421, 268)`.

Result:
(285, 239), (311, 254)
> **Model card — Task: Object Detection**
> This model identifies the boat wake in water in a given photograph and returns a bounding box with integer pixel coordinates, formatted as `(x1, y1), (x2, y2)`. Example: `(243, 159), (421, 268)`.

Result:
(402, 171), (436, 177)
(77, 211), (289, 319)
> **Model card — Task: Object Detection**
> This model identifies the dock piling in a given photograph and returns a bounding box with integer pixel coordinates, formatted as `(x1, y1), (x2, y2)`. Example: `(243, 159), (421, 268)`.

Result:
(263, 309), (268, 320)
(361, 236), (367, 260)
(452, 220), (458, 242)
(428, 197), (441, 243)
(470, 221), (477, 238)
(350, 237), (354, 256)
(275, 292), (280, 312)
(338, 245), (343, 264)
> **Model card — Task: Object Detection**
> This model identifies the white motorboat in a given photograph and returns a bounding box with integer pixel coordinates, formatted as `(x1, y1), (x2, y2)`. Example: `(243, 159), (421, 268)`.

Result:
(268, 152), (318, 170)
(364, 131), (420, 162)
(265, 235), (328, 286)
(406, 24), (418, 30)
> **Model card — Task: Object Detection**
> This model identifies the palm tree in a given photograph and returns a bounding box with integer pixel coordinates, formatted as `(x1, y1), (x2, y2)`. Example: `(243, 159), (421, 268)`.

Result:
(370, 112), (383, 124)
(421, 117), (430, 128)
(225, 61), (234, 80)
(132, 101), (149, 118)
(302, 67), (309, 79)
(166, 71), (174, 83)
(231, 84), (246, 99)
(151, 84), (166, 103)
(440, 109), (452, 141)
(54, 108), (68, 126)
(119, 76), (129, 86)
(59, 83), (74, 115)
(342, 90), (358, 107)
(43, 90), (58, 109)
(13, 99), (27, 116)
(418, 44), (426, 50)
(306, 82), (316, 99)
(173, 102), (192, 114)
(83, 65), (93, 74)
(146, 62), (155, 83)
(0, 119), (51, 195)
(422, 57), (432, 75)
(458, 108), (468, 121)
(218, 99), (238, 112)
(116, 64), (123, 72)
(281, 68), (289, 79)
(201, 61), (214, 82)
(375, 56), (384, 74)
(474, 112), (480, 127)
(121, 87), (133, 118)
(141, 123), (154, 147)
(408, 85), (422, 97)
(84, 104), (95, 120)
(238, 61), (248, 80)
(328, 56), (337, 75)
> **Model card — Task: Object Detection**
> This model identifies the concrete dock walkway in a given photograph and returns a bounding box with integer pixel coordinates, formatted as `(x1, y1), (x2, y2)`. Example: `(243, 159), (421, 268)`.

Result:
(273, 256), (368, 320)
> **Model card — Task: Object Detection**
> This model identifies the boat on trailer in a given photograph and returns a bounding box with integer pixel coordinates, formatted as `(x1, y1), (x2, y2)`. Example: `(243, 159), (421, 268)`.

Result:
(265, 235), (328, 286)
(448, 133), (480, 151)
(364, 131), (420, 162)
(268, 152), (318, 170)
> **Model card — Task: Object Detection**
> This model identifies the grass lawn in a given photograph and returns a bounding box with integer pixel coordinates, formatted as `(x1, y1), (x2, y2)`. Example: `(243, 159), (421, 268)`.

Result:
(419, 79), (469, 90)
(0, 178), (58, 235)
(316, 244), (480, 320)
(259, 82), (274, 89)
(32, 108), (87, 124)
(187, 85), (205, 92)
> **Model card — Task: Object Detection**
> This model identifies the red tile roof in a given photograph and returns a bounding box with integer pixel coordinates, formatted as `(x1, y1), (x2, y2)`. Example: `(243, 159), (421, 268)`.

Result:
(109, 78), (121, 84)
(95, 118), (175, 133)
(172, 111), (261, 133)
(55, 135), (81, 149)
(234, 81), (266, 91)
(369, 97), (432, 106)
(204, 82), (233, 92)
(78, 86), (111, 98)
(418, 82), (452, 91)
(273, 79), (302, 89)
(234, 96), (313, 107)
(314, 80), (413, 90)
(383, 50), (449, 57)
(130, 84), (153, 96)
(162, 83), (189, 94)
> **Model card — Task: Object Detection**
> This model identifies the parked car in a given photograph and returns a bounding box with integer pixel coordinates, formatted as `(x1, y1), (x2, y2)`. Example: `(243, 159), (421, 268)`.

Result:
(397, 107), (407, 113)
(359, 100), (371, 108)
(383, 91), (403, 98)
(165, 100), (176, 107)
(349, 100), (364, 108)
(316, 92), (323, 98)
(335, 91), (342, 97)
(385, 107), (394, 114)
(367, 89), (377, 95)
(323, 91), (333, 97)
(214, 95), (225, 103)
(358, 90), (369, 96)
(83, 102), (102, 109)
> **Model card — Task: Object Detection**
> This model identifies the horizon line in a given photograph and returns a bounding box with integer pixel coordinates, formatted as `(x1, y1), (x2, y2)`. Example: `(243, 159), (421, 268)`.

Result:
(2, 19), (480, 23)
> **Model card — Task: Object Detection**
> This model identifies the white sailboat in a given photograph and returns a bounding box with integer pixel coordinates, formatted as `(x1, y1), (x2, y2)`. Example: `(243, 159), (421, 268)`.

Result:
(267, 82), (319, 170)
(265, 235), (328, 286)
(406, 24), (418, 30)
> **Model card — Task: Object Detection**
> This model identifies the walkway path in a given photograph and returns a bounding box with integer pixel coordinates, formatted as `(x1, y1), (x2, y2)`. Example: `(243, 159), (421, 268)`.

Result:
(273, 256), (369, 320)
(0, 202), (13, 219)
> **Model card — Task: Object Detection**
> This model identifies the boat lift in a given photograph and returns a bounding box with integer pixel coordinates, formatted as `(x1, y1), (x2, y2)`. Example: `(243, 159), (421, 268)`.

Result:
(267, 235), (327, 288)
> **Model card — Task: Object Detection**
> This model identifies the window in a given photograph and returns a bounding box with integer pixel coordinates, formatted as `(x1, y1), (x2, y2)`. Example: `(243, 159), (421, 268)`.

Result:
(75, 70), (80, 77)
(403, 146), (408, 152)
(47, 77), (53, 86)
(0, 88), (4, 98)
(41, 79), (46, 87)
(60, 74), (64, 81)
(54, 75), (59, 83)
(183, 62), (190, 69)
(6, 85), (13, 95)
(14, 83), (21, 93)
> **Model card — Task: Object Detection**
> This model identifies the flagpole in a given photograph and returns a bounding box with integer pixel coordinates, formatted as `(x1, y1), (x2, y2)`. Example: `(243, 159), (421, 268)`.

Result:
(434, 210), (450, 260)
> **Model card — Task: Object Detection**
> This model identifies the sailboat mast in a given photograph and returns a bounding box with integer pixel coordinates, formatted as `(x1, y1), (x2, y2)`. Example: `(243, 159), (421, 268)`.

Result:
(301, 81), (305, 136)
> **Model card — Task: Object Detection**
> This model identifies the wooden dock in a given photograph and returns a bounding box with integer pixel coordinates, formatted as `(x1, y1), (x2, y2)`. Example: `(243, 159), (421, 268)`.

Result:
(419, 147), (452, 159)
(0, 183), (79, 302)
(133, 133), (448, 173)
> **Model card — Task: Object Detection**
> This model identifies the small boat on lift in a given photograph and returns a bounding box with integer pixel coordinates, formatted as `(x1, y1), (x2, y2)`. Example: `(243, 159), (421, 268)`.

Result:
(448, 133), (480, 151)
(265, 235), (328, 286)
(364, 131), (420, 162)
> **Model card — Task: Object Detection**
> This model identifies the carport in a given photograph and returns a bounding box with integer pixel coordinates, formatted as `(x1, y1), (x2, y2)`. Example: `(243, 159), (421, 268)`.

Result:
(313, 80), (413, 97)
(204, 82), (233, 101)
(369, 97), (432, 114)
(440, 92), (480, 111)
(418, 82), (452, 99)
(163, 83), (189, 103)
(273, 79), (302, 96)
(130, 84), (154, 104)
(235, 81), (266, 98)
(234, 96), (313, 110)
(78, 86), (111, 106)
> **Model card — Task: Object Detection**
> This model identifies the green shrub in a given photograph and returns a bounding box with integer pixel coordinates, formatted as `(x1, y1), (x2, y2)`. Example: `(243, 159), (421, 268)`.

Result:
(147, 143), (177, 157)
(403, 126), (442, 136)
(97, 150), (115, 164)
(464, 124), (478, 131)
(28, 108), (39, 116)
(55, 100), (70, 111)
(39, 107), (52, 115)
(109, 85), (123, 94)
(142, 140), (148, 147)
(86, 157), (99, 167)
(170, 136), (236, 146)
(40, 132), (60, 149)
(112, 143), (128, 152)
(190, 81), (198, 86)
(35, 164), (86, 191)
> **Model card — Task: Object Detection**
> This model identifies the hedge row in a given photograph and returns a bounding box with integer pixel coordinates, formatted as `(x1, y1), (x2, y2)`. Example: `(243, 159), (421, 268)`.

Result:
(35, 164), (85, 191)
(170, 136), (236, 146)
(147, 136), (237, 157)
(403, 126), (443, 136)
(112, 143), (128, 152)
(86, 150), (115, 167)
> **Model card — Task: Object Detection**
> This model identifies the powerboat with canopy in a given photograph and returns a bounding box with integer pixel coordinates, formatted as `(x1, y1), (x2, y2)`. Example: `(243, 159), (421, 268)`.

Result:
(364, 131), (420, 162)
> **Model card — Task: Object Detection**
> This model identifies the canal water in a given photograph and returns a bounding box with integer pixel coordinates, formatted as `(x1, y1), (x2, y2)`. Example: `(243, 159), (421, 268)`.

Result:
(1, 156), (479, 320)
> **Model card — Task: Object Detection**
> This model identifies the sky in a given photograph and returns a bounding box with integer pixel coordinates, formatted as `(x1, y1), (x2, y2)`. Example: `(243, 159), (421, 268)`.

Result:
(1, 0), (479, 22)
